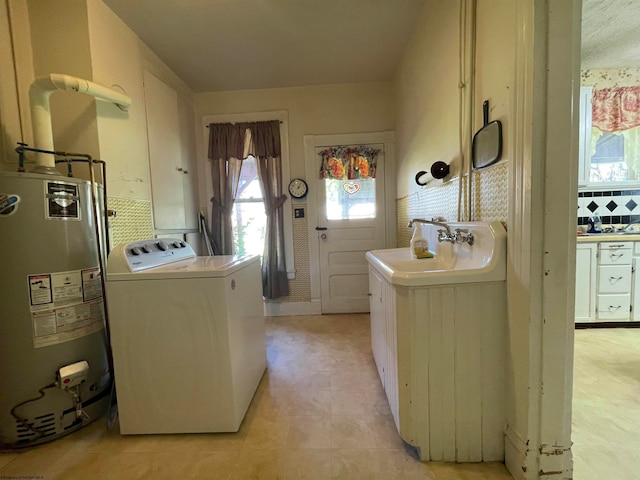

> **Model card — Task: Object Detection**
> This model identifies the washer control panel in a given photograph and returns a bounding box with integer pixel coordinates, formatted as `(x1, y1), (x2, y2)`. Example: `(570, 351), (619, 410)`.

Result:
(109, 238), (197, 272)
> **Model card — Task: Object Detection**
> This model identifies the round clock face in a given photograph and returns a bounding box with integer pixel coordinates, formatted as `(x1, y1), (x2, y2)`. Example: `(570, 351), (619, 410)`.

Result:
(288, 178), (308, 199)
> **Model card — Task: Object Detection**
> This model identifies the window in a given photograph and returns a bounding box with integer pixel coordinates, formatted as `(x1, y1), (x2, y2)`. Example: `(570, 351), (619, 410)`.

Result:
(232, 156), (266, 256)
(324, 178), (376, 220)
(589, 132), (629, 182)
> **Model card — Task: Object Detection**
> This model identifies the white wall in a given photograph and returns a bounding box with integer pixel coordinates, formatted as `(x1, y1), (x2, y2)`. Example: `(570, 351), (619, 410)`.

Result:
(0, 0), (33, 167)
(194, 82), (395, 217)
(27, 0), (101, 171)
(86, 0), (151, 201)
(395, 0), (461, 199)
(12, 0), (197, 216)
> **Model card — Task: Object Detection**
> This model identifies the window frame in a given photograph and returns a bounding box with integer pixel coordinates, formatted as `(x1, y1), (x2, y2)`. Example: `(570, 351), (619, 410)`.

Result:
(579, 86), (640, 190)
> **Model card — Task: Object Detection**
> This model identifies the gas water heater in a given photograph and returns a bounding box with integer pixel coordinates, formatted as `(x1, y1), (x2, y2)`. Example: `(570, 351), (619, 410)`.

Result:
(0, 74), (131, 448)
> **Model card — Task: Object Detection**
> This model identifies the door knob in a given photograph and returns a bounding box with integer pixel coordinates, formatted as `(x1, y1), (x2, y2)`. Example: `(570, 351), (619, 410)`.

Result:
(320, 233), (327, 240)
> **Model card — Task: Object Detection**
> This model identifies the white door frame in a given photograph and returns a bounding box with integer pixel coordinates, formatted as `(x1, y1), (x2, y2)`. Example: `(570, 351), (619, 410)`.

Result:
(505, 1), (580, 478)
(304, 131), (396, 308)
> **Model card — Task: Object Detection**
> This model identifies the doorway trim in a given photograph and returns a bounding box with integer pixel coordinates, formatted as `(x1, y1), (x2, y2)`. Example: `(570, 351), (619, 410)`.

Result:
(304, 131), (396, 308)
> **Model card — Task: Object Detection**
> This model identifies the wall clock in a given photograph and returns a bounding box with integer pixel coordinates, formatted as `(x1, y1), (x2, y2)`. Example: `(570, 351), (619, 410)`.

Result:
(288, 178), (308, 199)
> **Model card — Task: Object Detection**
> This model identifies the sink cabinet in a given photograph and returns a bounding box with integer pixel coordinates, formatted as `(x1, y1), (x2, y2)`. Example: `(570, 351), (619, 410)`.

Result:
(367, 266), (506, 462)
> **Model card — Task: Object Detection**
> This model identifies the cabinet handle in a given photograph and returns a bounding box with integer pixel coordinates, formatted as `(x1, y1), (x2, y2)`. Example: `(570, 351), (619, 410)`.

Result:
(609, 276), (624, 281)
(608, 305), (622, 311)
(609, 253), (625, 259)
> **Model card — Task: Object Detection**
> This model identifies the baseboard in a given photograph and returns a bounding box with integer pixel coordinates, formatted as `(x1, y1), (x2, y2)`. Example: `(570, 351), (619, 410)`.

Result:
(504, 425), (528, 480)
(264, 300), (321, 317)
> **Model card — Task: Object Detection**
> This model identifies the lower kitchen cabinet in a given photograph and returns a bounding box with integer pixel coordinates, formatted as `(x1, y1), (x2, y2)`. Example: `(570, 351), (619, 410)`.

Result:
(575, 239), (640, 324)
(575, 243), (597, 322)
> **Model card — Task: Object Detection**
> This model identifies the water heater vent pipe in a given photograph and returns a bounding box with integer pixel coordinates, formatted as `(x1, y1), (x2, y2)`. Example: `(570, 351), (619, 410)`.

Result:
(29, 73), (131, 173)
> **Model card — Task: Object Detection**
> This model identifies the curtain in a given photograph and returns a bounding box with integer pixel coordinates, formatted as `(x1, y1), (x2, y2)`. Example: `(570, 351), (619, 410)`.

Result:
(208, 120), (289, 299)
(592, 86), (640, 132)
(245, 121), (289, 299)
(591, 87), (640, 176)
(208, 123), (246, 255)
(318, 145), (378, 179)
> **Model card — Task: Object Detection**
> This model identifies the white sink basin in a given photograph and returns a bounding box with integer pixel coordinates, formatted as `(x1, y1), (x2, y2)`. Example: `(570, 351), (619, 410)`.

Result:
(366, 221), (507, 287)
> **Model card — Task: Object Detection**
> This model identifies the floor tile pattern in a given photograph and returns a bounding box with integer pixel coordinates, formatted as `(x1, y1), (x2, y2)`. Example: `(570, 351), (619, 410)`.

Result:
(572, 328), (640, 480)
(0, 314), (512, 479)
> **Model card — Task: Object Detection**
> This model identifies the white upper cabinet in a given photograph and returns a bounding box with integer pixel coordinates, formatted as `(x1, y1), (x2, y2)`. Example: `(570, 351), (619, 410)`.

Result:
(143, 70), (197, 231)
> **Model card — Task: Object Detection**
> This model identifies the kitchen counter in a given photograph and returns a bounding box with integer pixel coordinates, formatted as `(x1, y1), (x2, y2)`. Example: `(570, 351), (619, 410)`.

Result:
(577, 233), (640, 242)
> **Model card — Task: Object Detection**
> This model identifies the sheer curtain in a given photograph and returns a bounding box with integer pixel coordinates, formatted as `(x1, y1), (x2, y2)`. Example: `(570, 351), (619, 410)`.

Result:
(208, 120), (289, 299)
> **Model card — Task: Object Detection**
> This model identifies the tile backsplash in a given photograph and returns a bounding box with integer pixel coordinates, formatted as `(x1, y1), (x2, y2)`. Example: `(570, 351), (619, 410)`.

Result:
(577, 189), (640, 225)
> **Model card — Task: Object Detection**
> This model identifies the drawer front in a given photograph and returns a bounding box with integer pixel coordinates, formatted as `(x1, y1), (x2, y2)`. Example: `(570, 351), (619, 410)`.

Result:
(598, 265), (632, 293)
(599, 241), (633, 250)
(597, 294), (631, 320)
(598, 248), (632, 265)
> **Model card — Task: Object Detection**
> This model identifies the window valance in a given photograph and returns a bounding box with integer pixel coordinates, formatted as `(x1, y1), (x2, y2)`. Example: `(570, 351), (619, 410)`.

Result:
(592, 86), (640, 132)
(318, 146), (379, 180)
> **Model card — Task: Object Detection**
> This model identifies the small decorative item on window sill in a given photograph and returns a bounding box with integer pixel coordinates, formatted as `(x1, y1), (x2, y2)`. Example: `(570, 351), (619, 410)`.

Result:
(318, 145), (379, 180)
(415, 161), (450, 186)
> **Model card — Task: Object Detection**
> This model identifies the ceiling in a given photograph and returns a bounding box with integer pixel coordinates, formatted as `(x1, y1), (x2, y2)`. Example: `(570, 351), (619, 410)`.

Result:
(581, 0), (640, 69)
(102, 0), (639, 93)
(103, 0), (428, 93)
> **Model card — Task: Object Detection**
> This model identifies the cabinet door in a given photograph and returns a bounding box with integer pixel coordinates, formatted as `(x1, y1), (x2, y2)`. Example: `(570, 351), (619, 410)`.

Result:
(633, 258), (640, 321)
(143, 70), (186, 230)
(368, 267), (385, 387)
(575, 243), (597, 322)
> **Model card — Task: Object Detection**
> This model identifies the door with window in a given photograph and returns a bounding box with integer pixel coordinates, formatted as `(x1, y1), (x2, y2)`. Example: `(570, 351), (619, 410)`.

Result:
(316, 144), (386, 313)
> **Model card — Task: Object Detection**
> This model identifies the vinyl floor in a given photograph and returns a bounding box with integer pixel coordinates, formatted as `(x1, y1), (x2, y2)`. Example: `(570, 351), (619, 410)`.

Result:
(0, 314), (514, 479)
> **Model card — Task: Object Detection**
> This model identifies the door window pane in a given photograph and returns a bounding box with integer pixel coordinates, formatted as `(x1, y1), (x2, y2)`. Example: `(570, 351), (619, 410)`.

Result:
(324, 178), (376, 220)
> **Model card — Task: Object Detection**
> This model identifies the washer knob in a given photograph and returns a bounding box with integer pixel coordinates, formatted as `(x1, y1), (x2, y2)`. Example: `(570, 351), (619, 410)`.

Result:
(130, 247), (141, 256)
(156, 241), (168, 251)
(172, 241), (182, 248)
(141, 245), (151, 253)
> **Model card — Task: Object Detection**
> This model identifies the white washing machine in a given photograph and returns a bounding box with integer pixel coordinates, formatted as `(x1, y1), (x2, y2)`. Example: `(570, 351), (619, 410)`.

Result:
(105, 239), (266, 434)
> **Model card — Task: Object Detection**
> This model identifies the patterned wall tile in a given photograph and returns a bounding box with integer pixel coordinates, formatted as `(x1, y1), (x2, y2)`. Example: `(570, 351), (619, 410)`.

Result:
(281, 207), (312, 303)
(577, 188), (640, 225)
(107, 197), (154, 248)
(396, 162), (508, 247)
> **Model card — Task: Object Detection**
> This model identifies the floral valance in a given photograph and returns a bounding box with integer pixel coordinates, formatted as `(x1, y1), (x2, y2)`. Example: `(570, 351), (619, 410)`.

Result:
(592, 86), (640, 132)
(318, 146), (379, 180)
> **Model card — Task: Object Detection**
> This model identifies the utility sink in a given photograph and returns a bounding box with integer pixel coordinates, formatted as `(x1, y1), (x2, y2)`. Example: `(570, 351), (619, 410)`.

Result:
(366, 221), (507, 287)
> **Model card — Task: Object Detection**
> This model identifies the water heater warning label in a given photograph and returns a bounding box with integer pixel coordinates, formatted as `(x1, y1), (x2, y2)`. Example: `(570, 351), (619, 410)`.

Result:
(27, 267), (104, 348)
(45, 181), (80, 220)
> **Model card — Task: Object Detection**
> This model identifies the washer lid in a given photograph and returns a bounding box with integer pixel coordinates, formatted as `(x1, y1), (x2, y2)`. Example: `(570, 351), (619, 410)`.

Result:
(106, 254), (260, 280)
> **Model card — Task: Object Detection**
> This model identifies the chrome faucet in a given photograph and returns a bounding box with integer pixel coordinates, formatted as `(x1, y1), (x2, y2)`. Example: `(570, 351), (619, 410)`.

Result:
(407, 218), (455, 243)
